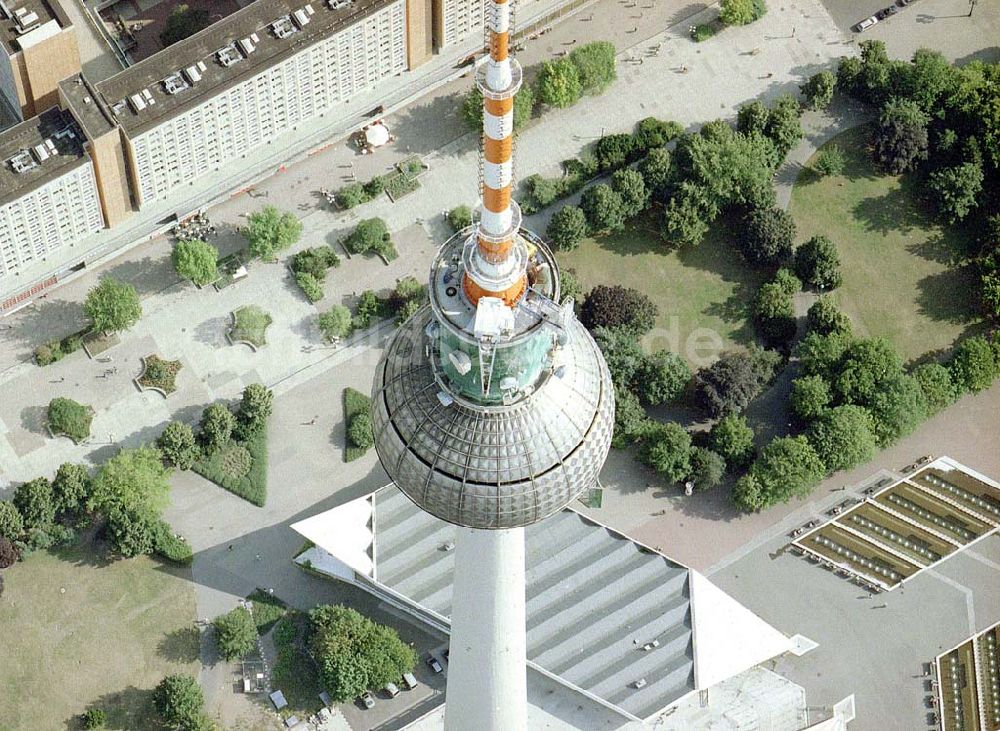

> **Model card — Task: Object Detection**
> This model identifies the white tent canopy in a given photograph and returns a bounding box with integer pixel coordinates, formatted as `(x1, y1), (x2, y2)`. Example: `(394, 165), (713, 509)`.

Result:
(365, 122), (390, 147)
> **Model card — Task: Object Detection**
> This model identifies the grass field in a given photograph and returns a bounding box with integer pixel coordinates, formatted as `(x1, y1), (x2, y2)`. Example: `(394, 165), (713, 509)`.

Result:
(558, 213), (764, 365)
(790, 126), (981, 362)
(0, 542), (198, 729)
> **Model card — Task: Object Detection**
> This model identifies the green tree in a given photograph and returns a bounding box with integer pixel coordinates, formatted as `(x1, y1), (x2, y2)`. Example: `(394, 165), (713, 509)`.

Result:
(580, 285), (658, 337)
(748, 436), (825, 507)
(737, 101), (770, 137)
(732, 473), (766, 512)
(720, 0), (766, 25)
(927, 161), (983, 224)
(348, 411), (374, 450)
(460, 85), (533, 132)
(634, 118), (683, 150)
(898, 48), (955, 114)
(873, 98), (930, 174)
(159, 3), (209, 47)
(535, 58), (582, 108)
(0, 501), (24, 541)
(47, 397), (93, 443)
(913, 362), (958, 414)
(310, 605), (417, 703)
(695, 348), (781, 417)
(546, 205), (589, 251)
(753, 276), (797, 347)
(949, 335), (999, 393)
(105, 506), (162, 558)
(235, 383), (273, 440)
(610, 168), (649, 219)
(353, 290), (385, 330)
(612, 385), (647, 448)
(687, 447), (726, 490)
(764, 94), (803, 159)
(82, 708), (107, 730)
(84, 278), (142, 335)
(790, 374), (831, 421)
(800, 70), (836, 110)
(813, 145), (845, 177)
(51, 462), (91, 517)
(344, 218), (392, 256)
(636, 350), (691, 406)
(153, 674), (206, 730)
(559, 269), (583, 305)
(807, 405), (876, 472)
(14, 477), (55, 532)
(172, 239), (218, 287)
(0, 534), (20, 568)
(662, 185), (710, 247)
(593, 326), (645, 389)
(738, 207), (795, 265)
(710, 415), (755, 467)
(638, 147), (672, 198)
(794, 234), (842, 290)
(568, 41), (617, 94)
(796, 330), (853, 381)
(90, 446), (171, 518)
(295, 272), (323, 303)
(447, 204), (472, 232)
(245, 206), (302, 261)
(157, 421), (199, 470)
(833, 337), (905, 404)
(866, 373), (927, 446)
(318, 305), (353, 342)
(198, 403), (235, 454)
(214, 607), (258, 660)
(639, 422), (692, 483)
(594, 134), (638, 172)
(806, 297), (852, 336)
(580, 183), (627, 232)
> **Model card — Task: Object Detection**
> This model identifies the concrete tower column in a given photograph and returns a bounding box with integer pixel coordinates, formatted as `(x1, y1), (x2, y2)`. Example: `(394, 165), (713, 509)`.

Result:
(444, 527), (527, 731)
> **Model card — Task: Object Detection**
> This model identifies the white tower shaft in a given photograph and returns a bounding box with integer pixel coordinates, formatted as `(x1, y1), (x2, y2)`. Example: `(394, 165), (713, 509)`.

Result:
(444, 527), (527, 731)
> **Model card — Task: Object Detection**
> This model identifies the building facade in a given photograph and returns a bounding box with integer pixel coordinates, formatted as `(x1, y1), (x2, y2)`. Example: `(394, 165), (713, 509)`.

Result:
(122, 0), (406, 207)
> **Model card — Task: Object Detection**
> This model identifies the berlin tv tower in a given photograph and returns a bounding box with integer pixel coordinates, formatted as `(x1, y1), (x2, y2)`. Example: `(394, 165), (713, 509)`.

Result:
(371, 0), (615, 726)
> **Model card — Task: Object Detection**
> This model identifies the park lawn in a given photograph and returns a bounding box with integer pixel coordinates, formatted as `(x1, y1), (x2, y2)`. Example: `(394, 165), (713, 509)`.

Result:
(558, 213), (764, 364)
(0, 543), (198, 729)
(790, 126), (981, 362)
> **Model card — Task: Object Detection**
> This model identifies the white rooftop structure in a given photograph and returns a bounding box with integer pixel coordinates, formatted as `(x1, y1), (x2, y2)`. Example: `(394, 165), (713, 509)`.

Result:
(364, 121), (390, 147)
(292, 485), (796, 722)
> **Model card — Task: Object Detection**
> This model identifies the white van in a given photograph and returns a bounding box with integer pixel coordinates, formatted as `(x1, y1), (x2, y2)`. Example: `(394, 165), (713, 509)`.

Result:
(402, 672), (419, 690)
(384, 682), (400, 698)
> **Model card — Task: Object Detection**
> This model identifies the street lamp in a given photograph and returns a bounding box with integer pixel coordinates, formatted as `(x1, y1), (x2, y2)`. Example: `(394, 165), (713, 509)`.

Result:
(968, 0), (977, 16)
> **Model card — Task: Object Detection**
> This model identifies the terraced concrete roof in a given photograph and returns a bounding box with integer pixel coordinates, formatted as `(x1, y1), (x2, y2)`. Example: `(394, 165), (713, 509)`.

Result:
(374, 485), (693, 719)
(292, 485), (793, 721)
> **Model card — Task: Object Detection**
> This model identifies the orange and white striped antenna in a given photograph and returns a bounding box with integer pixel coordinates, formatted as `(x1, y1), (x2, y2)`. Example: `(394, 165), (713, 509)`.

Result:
(462, 0), (526, 308)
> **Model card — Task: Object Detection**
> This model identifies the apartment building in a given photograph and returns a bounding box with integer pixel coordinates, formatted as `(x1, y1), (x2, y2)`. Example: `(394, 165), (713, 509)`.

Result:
(0, 0), (81, 121)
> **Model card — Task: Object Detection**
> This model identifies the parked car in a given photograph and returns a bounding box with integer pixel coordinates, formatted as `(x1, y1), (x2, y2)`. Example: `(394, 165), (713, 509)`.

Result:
(384, 682), (400, 698)
(853, 14), (879, 31)
(402, 672), (419, 690)
(427, 655), (443, 674)
(359, 691), (375, 709)
(875, 5), (898, 18)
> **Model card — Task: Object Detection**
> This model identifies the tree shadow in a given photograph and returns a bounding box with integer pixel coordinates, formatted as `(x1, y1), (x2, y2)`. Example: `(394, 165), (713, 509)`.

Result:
(913, 265), (981, 326)
(105, 254), (179, 299)
(851, 187), (927, 236)
(193, 315), (229, 348)
(19, 404), (48, 436)
(157, 625), (201, 664)
(905, 233), (964, 266)
(389, 91), (471, 158)
(3, 297), (87, 351)
(76, 685), (164, 731)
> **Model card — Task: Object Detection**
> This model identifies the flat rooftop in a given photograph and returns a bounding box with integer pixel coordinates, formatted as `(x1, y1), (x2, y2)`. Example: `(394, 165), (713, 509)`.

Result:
(0, 107), (86, 207)
(0, 0), (70, 55)
(59, 74), (116, 141)
(95, 0), (396, 137)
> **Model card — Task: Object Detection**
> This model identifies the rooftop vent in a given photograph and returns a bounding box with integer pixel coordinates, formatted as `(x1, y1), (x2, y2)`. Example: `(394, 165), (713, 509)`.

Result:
(8, 149), (38, 174)
(128, 93), (146, 112)
(162, 73), (190, 95)
(237, 33), (259, 55)
(31, 139), (56, 162)
(328, 0), (351, 9)
(292, 5), (314, 27)
(182, 60), (207, 84)
(13, 6), (39, 33)
(271, 16), (296, 39)
(216, 44), (242, 67)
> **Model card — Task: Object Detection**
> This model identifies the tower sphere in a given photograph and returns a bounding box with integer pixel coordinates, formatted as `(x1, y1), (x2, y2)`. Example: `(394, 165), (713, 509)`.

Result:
(371, 228), (614, 529)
